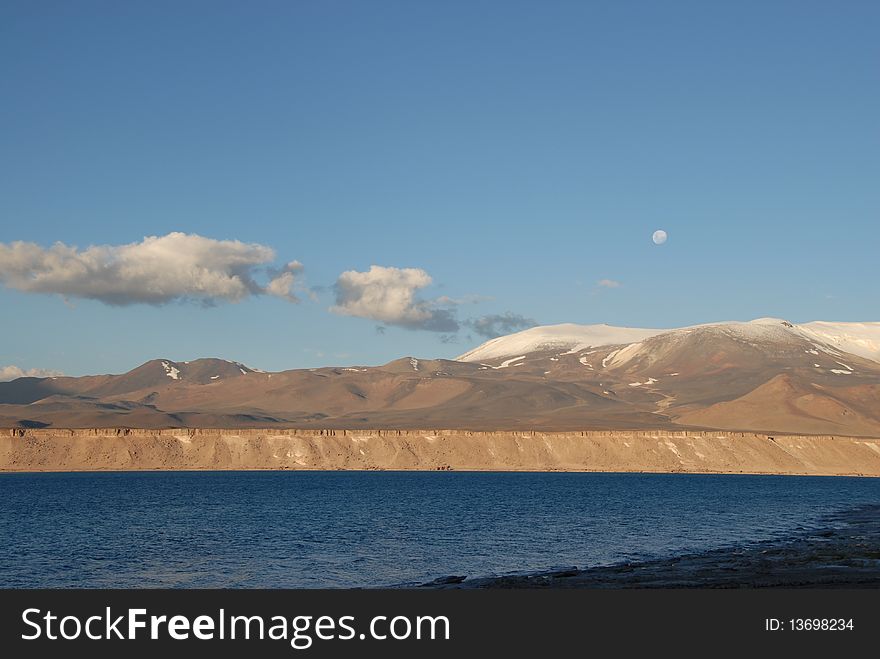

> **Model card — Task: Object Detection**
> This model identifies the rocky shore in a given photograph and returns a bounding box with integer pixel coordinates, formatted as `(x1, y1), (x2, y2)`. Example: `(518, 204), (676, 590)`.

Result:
(422, 505), (880, 588)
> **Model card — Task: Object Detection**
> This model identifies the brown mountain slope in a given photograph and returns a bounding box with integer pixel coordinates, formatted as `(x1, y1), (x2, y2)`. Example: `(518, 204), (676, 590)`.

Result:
(1, 320), (879, 435)
(673, 374), (880, 436)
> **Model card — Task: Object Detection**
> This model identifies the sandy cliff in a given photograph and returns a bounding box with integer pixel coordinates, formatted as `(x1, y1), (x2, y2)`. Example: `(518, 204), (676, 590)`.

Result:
(2, 428), (880, 476)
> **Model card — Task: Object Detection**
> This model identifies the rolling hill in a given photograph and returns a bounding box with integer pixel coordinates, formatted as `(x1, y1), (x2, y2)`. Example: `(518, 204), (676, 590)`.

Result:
(2, 318), (879, 436)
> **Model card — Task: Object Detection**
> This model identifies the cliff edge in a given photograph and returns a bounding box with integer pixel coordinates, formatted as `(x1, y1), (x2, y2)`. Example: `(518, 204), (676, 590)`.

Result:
(2, 428), (880, 476)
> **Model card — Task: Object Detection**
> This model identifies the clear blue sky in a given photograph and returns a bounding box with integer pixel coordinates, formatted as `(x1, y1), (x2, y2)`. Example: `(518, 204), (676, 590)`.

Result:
(1, 0), (878, 376)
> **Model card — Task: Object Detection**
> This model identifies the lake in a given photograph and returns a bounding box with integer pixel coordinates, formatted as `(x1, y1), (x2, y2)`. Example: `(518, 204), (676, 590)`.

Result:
(1, 471), (878, 588)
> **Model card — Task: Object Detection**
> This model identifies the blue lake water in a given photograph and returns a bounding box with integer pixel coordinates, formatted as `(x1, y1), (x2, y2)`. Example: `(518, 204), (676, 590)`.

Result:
(1, 471), (878, 588)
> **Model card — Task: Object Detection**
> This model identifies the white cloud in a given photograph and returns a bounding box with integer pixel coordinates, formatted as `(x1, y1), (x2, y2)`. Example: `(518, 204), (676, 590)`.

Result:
(0, 365), (64, 382)
(596, 279), (622, 289)
(331, 265), (459, 332)
(0, 232), (303, 306)
(265, 261), (304, 302)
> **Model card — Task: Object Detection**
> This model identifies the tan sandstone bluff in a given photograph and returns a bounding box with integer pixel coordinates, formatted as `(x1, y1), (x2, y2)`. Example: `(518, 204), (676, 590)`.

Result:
(2, 428), (880, 476)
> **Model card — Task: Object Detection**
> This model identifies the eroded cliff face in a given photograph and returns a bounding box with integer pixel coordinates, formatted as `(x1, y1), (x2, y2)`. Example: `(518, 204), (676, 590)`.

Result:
(2, 428), (880, 476)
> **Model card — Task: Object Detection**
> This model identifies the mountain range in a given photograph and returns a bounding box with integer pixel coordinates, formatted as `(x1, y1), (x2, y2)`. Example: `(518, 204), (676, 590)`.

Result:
(2, 318), (879, 436)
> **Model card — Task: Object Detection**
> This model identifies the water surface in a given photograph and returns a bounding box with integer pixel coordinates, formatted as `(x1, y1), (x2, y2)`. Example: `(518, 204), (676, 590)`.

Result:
(1, 471), (878, 587)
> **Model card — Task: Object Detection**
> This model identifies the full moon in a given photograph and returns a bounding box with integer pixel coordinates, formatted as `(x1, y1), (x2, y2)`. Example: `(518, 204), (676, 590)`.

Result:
(652, 229), (668, 245)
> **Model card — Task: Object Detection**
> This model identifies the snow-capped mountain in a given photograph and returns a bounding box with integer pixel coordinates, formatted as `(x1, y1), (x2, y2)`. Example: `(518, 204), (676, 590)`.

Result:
(2, 318), (879, 436)
(457, 318), (880, 365)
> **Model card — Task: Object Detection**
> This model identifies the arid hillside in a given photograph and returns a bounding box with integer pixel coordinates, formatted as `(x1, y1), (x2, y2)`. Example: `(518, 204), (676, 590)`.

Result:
(1, 319), (879, 437)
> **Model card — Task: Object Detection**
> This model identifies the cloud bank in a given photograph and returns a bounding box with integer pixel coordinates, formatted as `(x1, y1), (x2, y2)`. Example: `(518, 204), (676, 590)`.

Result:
(0, 232), (302, 306)
(331, 265), (459, 332)
(0, 365), (65, 382)
(466, 312), (537, 338)
(596, 279), (622, 289)
(0, 234), (526, 341)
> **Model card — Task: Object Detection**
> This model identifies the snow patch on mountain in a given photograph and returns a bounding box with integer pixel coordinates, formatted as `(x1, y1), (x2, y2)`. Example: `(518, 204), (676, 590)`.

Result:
(456, 324), (666, 362)
(796, 322), (880, 363)
(482, 356), (527, 370)
(605, 342), (644, 369)
(161, 361), (180, 380)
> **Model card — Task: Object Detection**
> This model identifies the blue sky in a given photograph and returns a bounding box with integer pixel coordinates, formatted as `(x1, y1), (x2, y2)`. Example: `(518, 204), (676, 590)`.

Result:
(1, 0), (878, 377)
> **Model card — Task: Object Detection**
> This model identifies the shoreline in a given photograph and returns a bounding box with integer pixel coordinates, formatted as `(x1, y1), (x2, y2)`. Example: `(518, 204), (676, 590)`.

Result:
(3, 428), (880, 476)
(423, 504), (880, 589)
(2, 467), (880, 478)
